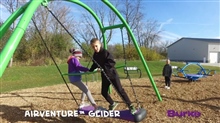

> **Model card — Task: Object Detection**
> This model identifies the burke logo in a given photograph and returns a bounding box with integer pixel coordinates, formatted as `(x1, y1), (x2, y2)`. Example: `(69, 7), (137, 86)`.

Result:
(167, 110), (201, 117)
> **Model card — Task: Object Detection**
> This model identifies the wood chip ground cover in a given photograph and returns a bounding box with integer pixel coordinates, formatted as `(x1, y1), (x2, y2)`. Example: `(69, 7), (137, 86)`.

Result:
(0, 74), (219, 123)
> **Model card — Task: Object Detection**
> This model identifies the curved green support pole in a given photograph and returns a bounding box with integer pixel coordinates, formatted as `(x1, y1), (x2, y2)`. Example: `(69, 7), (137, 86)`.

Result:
(65, 0), (111, 93)
(67, 0), (107, 47)
(0, 0), (105, 76)
(0, 2), (30, 39)
(0, 0), (160, 100)
(102, 0), (162, 101)
(0, 0), (43, 77)
(67, 0), (111, 93)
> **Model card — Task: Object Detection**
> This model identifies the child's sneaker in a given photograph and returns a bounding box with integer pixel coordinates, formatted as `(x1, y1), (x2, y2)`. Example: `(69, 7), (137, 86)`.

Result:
(94, 106), (106, 112)
(129, 105), (137, 115)
(167, 87), (170, 89)
(79, 102), (89, 109)
(108, 102), (118, 110)
(165, 86), (168, 89)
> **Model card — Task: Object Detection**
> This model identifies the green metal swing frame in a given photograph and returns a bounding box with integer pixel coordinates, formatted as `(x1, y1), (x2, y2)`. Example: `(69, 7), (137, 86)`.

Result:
(0, 0), (162, 101)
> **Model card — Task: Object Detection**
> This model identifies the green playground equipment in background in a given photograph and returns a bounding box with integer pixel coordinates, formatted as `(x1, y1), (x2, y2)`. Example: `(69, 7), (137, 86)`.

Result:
(172, 62), (216, 81)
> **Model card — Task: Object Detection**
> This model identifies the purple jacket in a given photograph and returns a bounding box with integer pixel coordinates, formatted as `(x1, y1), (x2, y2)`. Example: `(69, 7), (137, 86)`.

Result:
(67, 56), (89, 82)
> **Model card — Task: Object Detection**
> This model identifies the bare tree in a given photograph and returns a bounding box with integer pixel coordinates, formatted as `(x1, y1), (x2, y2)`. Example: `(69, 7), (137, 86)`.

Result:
(74, 1), (119, 44)
(0, 0), (26, 67)
(25, 1), (75, 63)
(116, 0), (162, 49)
(156, 40), (173, 57)
(0, 1), (75, 64)
(119, 0), (144, 46)
(139, 19), (161, 48)
(0, 22), (12, 51)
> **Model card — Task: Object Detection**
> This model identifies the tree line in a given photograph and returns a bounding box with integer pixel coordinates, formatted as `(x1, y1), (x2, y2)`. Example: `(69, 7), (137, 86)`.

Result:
(0, 0), (169, 66)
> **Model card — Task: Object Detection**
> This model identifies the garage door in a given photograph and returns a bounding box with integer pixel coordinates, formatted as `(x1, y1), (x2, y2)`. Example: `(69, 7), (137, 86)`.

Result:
(209, 52), (218, 63)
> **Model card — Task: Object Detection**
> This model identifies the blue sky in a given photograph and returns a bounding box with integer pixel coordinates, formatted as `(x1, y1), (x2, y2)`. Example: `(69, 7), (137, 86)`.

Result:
(142, 0), (220, 41)
(1, 0), (219, 43)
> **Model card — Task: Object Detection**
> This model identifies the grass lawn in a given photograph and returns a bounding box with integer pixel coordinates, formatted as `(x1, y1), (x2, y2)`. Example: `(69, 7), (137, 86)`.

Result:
(1, 60), (219, 93)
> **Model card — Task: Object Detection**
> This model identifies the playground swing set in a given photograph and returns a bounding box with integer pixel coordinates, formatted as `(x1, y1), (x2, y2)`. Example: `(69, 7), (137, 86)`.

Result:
(172, 62), (216, 81)
(115, 28), (142, 79)
(0, 0), (163, 122)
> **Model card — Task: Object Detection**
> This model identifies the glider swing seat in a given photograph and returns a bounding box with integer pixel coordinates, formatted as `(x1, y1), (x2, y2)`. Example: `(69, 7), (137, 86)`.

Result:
(0, 0), (163, 122)
(62, 27), (146, 122)
(78, 105), (147, 122)
(63, 71), (147, 122)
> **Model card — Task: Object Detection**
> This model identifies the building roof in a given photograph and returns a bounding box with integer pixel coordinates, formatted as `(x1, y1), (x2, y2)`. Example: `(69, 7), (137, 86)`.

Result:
(167, 37), (220, 48)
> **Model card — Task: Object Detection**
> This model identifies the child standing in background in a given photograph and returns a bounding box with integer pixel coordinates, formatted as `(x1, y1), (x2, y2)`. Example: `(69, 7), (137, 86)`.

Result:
(67, 48), (98, 109)
(162, 59), (173, 89)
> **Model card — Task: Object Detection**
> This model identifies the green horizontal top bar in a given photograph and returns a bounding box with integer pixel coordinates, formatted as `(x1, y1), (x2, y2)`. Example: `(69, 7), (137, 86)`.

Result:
(102, 24), (124, 31)
(115, 65), (126, 69)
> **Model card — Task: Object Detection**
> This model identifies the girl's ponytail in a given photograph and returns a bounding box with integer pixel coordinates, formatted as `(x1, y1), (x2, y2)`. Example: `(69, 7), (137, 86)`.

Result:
(69, 48), (75, 54)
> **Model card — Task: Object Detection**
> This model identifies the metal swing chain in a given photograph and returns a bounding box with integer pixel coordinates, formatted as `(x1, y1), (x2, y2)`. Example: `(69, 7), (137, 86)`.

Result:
(45, 6), (133, 108)
(85, 59), (92, 86)
(120, 28), (141, 108)
(31, 18), (79, 106)
(121, 28), (127, 66)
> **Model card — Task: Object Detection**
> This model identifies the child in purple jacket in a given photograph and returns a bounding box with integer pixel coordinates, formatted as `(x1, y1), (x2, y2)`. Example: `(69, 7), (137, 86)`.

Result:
(68, 48), (97, 109)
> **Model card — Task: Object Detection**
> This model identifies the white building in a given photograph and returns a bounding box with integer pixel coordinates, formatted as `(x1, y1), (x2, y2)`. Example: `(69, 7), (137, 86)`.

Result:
(167, 38), (220, 63)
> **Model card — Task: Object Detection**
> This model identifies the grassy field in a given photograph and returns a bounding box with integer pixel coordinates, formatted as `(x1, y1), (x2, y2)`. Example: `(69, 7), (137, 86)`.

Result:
(1, 60), (219, 93)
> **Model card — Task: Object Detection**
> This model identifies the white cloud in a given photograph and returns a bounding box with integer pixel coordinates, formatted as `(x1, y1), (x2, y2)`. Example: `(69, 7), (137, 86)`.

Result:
(158, 18), (173, 31)
(159, 31), (182, 41)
